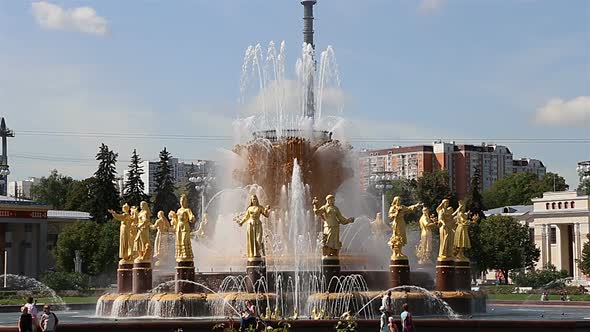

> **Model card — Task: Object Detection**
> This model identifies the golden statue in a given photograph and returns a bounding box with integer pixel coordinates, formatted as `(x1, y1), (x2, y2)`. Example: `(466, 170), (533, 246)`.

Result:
(133, 201), (152, 263)
(388, 197), (421, 259)
(312, 194), (354, 258)
(237, 195), (270, 259)
(370, 212), (389, 239)
(453, 201), (478, 262)
(175, 194), (196, 262)
(436, 199), (458, 260)
(108, 203), (133, 263)
(388, 235), (404, 259)
(195, 213), (209, 240)
(129, 206), (139, 259)
(152, 210), (171, 261)
(416, 207), (437, 264)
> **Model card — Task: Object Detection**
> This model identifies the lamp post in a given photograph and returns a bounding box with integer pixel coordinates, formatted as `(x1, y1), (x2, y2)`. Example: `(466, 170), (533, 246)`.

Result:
(577, 161), (590, 193)
(369, 171), (396, 224)
(188, 162), (215, 222)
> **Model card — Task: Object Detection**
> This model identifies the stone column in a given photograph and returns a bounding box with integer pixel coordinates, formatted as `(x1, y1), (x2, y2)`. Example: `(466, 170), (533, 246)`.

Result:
(574, 223), (582, 280)
(132, 261), (152, 294)
(246, 257), (266, 293)
(321, 256), (340, 292)
(390, 257), (410, 288)
(38, 222), (48, 276)
(541, 225), (547, 266)
(175, 259), (195, 293)
(117, 261), (133, 293)
(545, 224), (552, 266)
(24, 224), (33, 277)
(435, 258), (455, 291)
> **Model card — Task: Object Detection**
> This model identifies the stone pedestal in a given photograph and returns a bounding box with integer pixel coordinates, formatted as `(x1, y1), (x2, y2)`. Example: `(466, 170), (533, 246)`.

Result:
(175, 260), (195, 293)
(321, 257), (341, 292)
(455, 260), (471, 291)
(117, 262), (133, 293)
(246, 258), (266, 293)
(390, 258), (410, 288)
(132, 262), (152, 294)
(435, 259), (455, 291)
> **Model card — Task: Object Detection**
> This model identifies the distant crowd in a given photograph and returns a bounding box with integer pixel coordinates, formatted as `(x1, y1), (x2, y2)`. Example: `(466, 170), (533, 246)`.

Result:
(380, 291), (415, 332)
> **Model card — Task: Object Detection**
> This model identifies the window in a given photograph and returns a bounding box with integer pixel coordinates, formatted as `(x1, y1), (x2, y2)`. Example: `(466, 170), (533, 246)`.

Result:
(552, 202), (556, 209)
(550, 227), (557, 244)
(546, 203), (550, 210)
(564, 202), (569, 209)
(558, 202), (562, 209)
(571, 201), (575, 209)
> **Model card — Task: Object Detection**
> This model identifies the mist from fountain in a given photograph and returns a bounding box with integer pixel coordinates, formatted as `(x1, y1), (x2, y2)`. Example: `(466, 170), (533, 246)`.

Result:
(0, 274), (67, 311)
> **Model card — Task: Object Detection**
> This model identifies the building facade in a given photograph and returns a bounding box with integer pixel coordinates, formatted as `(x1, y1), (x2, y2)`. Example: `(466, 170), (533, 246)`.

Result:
(0, 196), (91, 278)
(7, 178), (37, 200)
(531, 191), (589, 284)
(361, 142), (544, 198)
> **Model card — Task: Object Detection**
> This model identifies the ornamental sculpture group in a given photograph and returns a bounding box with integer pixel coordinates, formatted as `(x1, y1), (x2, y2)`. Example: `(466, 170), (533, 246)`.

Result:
(109, 193), (477, 294)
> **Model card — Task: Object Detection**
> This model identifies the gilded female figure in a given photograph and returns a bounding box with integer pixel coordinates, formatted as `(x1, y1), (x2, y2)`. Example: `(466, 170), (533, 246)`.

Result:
(237, 195), (270, 259)
(108, 203), (133, 263)
(129, 206), (139, 259)
(312, 194), (354, 257)
(152, 211), (170, 260)
(453, 200), (477, 261)
(133, 201), (152, 262)
(436, 199), (458, 260)
(388, 196), (421, 257)
(176, 194), (196, 261)
(416, 207), (437, 264)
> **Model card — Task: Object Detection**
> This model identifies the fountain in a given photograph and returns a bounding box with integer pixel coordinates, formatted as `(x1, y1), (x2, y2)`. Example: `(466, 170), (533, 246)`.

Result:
(96, 0), (486, 322)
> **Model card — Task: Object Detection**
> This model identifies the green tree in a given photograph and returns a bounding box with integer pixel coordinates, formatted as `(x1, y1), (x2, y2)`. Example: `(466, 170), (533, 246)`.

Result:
(479, 215), (540, 284)
(383, 179), (418, 207)
(123, 149), (149, 207)
(578, 181), (590, 196)
(64, 177), (96, 212)
(53, 220), (119, 276)
(89, 144), (120, 222)
(153, 147), (178, 214)
(184, 163), (201, 219)
(579, 234), (590, 275)
(483, 172), (569, 209)
(511, 265), (569, 288)
(415, 170), (454, 212)
(30, 170), (75, 209)
(465, 168), (485, 276)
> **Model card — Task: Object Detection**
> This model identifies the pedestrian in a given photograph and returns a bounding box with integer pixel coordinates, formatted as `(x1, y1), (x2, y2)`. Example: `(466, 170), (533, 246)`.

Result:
(239, 300), (257, 332)
(18, 306), (33, 332)
(388, 316), (398, 332)
(23, 297), (38, 331)
(379, 306), (388, 332)
(382, 290), (393, 315)
(40, 305), (58, 332)
(400, 303), (414, 332)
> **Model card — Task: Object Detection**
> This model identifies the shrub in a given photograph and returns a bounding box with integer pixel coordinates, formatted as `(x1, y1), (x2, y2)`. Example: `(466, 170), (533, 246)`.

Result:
(510, 265), (569, 289)
(40, 271), (90, 291)
(481, 285), (516, 294)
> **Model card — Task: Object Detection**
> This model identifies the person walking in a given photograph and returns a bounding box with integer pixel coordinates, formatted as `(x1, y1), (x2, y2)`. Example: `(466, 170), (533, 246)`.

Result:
(379, 306), (388, 332)
(23, 297), (38, 332)
(39, 306), (58, 332)
(381, 291), (393, 316)
(18, 306), (33, 332)
(400, 303), (414, 332)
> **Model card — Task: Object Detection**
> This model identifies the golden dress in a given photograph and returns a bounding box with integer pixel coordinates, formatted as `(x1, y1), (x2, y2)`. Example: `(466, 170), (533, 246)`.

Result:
(111, 210), (133, 262)
(134, 208), (152, 262)
(239, 205), (269, 258)
(453, 210), (471, 250)
(437, 204), (455, 259)
(315, 204), (353, 256)
(388, 201), (420, 247)
(175, 207), (195, 261)
(152, 214), (170, 258)
(417, 212), (434, 261)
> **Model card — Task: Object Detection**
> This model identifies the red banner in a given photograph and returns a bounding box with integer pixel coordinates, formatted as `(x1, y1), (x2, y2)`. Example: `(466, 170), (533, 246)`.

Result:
(0, 210), (47, 219)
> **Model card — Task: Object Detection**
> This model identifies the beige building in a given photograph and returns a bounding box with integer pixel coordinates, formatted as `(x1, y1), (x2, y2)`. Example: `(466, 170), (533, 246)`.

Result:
(531, 191), (590, 285)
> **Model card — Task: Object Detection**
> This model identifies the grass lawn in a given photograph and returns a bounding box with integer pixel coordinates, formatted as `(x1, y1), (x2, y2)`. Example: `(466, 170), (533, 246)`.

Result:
(0, 296), (98, 305)
(488, 293), (590, 301)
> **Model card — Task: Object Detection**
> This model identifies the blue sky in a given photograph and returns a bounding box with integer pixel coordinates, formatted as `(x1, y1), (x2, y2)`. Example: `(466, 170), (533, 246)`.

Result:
(0, 0), (588, 186)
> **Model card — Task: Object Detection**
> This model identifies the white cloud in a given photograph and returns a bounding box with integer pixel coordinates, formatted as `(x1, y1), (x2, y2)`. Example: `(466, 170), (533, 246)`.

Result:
(31, 1), (108, 36)
(534, 96), (590, 127)
(418, 0), (445, 14)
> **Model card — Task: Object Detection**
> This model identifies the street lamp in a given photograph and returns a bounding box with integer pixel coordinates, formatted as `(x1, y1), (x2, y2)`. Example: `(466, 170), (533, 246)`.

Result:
(188, 162), (215, 223)
(369, 171), (396, 224)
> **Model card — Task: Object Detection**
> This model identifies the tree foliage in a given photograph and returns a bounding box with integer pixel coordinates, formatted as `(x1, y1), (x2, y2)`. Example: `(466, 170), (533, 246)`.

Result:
(40, 271), (90, 291)
(153, 147), (178, 214)
(89, 144), (120, 222)
(30, 170), (75, 209)
(53, 220), (119, 276)
(483, 172), (568, 209)
(577, 180), (590, 196)
(579, 234), (590, 276)
(123, 149), (149, 207)
(465, 168), (486, 274)
(415, 170), (454, 212)
(510, 265), (569, 289)
(64, 177), (96, 212)
(184, 163), (201, 220)
(479, 215), (540, 284)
